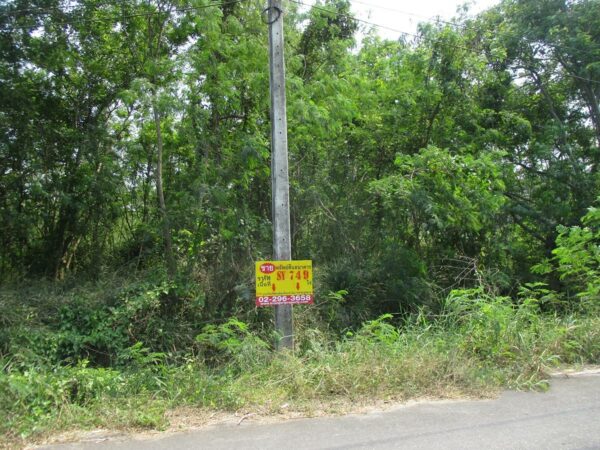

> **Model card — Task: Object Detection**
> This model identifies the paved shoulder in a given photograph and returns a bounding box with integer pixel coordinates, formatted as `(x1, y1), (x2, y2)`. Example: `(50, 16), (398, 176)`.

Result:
(44, 372), (600, 450)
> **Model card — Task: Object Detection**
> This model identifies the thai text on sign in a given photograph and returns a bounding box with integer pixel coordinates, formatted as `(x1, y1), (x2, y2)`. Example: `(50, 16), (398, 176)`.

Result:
(255, 260), (313, 306)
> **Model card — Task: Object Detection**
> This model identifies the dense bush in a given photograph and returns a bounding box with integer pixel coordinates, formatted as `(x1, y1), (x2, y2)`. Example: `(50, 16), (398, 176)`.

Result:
(2, 284), (599, 445)
(0, 275), (207, 368)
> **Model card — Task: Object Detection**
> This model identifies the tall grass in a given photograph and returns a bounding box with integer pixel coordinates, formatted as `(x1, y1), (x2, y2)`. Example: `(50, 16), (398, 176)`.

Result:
(1, 287), (599, 448)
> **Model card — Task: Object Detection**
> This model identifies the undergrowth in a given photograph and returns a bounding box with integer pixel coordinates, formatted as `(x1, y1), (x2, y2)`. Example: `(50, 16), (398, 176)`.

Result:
(0, 283), (599, 448)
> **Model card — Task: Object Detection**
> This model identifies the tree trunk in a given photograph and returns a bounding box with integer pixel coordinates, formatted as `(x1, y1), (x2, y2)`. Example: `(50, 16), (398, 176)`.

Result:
(152, 96), (177, 278)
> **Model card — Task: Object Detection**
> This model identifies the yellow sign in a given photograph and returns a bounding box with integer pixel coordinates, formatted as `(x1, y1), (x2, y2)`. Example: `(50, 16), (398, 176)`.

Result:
(255, 260), (313, 306)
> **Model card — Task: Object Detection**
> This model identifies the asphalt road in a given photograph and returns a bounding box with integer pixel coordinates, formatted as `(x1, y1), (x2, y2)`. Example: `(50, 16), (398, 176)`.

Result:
(43, 371), (600, 450)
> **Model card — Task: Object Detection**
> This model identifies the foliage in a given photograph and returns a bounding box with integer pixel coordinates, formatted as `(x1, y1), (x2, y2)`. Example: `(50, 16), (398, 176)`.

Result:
(540, 200), (600, 310)
(1, 0), (600, 446)
(1, 0), (599, 315)
(195, 318), (270, 369)
(0, 275), (206, 367)
(2, 291), (600, 446)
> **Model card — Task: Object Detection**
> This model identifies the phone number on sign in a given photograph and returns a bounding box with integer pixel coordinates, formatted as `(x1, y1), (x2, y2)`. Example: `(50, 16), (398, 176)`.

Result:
(256, 295), (313, 306)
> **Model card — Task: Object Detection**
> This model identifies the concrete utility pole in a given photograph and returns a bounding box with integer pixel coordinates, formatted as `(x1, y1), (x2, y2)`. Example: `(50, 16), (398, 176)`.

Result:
(267, 0), (293, 350)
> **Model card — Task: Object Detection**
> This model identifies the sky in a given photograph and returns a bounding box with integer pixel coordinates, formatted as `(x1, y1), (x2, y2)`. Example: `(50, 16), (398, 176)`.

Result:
(333, 0), (501, 40)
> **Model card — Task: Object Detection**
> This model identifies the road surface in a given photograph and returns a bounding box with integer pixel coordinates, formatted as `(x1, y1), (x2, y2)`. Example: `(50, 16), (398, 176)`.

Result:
(43, 371), (600, 450)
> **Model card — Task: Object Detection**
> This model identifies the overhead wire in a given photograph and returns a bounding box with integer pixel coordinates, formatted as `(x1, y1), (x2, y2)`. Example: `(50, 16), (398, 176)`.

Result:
(350, 0), (468, 29)
(2, 1), (123, 18)
(0, 1), (81, 17)
(290, 0), (600, 86)
(0, 0), (234, 17)
(1, 0), (599, 86)
(0, 0), (428, 42)
(349, 0), (600, 61)
(289, 0), (422, 41)
(0, 0), (251, 25)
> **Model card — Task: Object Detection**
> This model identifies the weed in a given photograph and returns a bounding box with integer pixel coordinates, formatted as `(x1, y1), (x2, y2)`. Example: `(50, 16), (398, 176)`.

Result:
(1, 286), (600, 448)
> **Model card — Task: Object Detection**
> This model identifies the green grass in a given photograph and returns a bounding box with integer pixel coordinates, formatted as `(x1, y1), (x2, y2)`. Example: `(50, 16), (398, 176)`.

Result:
(2, 291), (599, 448)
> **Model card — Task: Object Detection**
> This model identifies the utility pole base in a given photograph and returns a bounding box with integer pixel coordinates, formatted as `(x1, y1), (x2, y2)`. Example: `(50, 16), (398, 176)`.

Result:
(275, 304), (293, 350)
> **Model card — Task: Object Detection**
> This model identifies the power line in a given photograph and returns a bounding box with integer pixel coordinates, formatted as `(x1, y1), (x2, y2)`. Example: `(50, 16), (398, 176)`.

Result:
(0, 1), (82, 17)
(351, 0), (600, 62)
(350, 0), (467, 29)
(2, 1), (116, 18)
(3, 0), (599, 87)
(290, 0), (491, 55)
(290, 0), (422, 41)
(296, 0), (600, 88)
(558, 72), (600, 86)
(291, 0), (600, 87)
(0, 0), (250, 24)
(0, 0), (467, 31)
